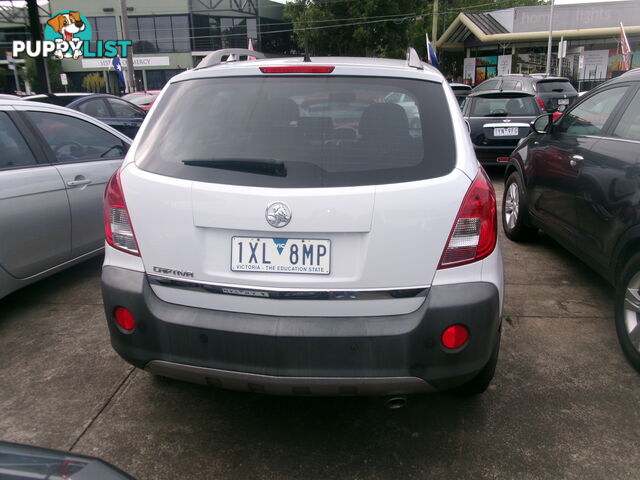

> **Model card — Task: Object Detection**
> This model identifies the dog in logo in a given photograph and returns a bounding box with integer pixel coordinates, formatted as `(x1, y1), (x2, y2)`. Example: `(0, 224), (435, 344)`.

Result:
(47, 11), (86, 59)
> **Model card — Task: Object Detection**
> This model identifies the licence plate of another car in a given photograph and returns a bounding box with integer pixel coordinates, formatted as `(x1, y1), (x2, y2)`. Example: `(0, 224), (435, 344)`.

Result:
(558, 98), (570, 105)
(231, 237), (331, 274)
(494, 127), (519, 136)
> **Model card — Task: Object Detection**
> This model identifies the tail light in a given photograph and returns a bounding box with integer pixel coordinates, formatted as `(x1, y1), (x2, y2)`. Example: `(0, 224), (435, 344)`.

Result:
(104, 168), (140, 256)
(536, 97), (546, 110)
(438, 168), (497, 269)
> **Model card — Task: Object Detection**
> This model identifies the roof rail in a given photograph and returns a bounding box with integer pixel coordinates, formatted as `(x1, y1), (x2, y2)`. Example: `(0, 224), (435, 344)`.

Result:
(406, 47), (423, 70)
(195, 48), (266, 70)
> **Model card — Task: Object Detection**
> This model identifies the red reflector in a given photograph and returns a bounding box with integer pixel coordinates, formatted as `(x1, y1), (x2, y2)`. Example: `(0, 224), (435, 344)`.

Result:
(497, 157), (510, 163)
(441, 325), (469, 349)
(114, 307), (136, 332)
(536, 97), (546, 110)
(552, 111), (562, 122)
(259, 66), (335, 74)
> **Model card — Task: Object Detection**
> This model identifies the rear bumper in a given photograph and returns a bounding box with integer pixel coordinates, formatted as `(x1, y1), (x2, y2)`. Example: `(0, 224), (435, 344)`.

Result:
(102, 266), (502, 395)
(473, 146), (516, 165)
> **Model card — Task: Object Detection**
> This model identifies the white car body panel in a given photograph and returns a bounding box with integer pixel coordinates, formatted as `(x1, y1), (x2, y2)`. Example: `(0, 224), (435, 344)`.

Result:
(106, 57), (502, 318)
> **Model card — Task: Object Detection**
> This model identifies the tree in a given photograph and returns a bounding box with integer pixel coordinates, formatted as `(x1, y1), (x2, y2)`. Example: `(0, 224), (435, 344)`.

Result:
(284, 0), (542, 63)
(82, 73), (106, 93)
(23, 57), (64, 93)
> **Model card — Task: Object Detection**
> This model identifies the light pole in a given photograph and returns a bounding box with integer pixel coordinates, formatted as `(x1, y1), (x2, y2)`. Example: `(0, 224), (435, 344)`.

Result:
(545, 0), (555, 75)
(120, 0), (136, 92)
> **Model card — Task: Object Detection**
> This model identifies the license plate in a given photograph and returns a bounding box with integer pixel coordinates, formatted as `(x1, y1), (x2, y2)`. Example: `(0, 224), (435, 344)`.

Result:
(494, 127), (518, 136)
(558, 98), (570, 105)
(231, 237), (330, 274)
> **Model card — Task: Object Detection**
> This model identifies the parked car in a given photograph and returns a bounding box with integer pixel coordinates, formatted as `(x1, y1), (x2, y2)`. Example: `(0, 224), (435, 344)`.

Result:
(0, 441), (135, 479)
(450, 82), (472, 106)
(473, 74), (579, 113)
(0, 93), (20, 100)
(501, 68), (640, 372)
(0, 99), (131, 300)
(463, 89), (543, 165)
(101, 48), (504, 397)
(23, 93), (146, 138)
(122, 90), (161, 111)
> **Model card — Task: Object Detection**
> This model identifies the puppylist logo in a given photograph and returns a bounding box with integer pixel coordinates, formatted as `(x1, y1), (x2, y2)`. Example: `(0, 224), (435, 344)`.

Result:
(12, 10), (131, 60)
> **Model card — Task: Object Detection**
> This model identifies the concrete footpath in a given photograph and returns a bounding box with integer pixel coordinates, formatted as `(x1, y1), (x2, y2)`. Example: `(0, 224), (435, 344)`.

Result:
(1, 172), (638, 480)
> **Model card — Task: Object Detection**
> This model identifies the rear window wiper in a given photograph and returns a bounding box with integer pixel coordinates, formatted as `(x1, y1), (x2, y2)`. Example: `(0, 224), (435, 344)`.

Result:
(181, 158), (287, 177)
(551, 88), (564, 92)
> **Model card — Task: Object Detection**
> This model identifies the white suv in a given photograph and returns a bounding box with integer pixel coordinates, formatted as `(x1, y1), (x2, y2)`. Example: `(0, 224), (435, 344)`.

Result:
(102, 48), (504, 396)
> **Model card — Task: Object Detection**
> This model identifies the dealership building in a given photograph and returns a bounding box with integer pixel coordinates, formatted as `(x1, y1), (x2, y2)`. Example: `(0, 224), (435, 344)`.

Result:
(0, 0), (289, 94)
(436, 1), (640, 85)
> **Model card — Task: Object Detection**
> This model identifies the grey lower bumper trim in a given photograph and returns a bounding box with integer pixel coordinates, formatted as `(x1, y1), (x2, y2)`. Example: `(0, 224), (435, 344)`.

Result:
(145, 360), (435, 396)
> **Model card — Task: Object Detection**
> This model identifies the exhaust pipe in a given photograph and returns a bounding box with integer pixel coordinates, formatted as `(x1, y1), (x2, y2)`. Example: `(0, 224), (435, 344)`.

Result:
(384, 396), (407, 410)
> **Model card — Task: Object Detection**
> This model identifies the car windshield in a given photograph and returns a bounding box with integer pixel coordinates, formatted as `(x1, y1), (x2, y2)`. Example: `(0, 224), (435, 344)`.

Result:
(470, 96), (538, 116)
(135, 76), (456, 188)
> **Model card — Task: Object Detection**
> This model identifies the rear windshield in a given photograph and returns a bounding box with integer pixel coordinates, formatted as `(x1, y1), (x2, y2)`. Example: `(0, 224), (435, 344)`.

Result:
(135, 76), (455, 188)
(470, 96), (538, 117)
(536, 80), (577, 93)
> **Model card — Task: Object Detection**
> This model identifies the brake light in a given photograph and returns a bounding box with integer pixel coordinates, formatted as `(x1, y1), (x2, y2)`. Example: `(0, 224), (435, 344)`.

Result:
(259, 66), (335, 74)
(104, 168), (140, 256)
(536, 97), (546, 110)
(438, 168), (497, 268)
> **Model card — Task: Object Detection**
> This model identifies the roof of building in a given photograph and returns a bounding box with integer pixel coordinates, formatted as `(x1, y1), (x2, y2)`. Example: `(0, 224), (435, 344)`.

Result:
(464, 13), (509, 36)
(437, 1), (640, 49)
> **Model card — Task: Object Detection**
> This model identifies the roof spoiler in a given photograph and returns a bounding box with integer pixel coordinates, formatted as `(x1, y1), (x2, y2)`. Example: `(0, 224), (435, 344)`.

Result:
(195, 48), (266, 70)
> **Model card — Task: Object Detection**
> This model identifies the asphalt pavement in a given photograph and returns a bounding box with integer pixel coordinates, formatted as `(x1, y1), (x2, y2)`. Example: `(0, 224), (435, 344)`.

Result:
(1, 169), (638, 480)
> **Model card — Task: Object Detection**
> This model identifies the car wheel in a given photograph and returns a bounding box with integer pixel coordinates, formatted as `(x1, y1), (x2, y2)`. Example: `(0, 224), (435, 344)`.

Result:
(502, 172), (537, 241)
(453, 330), (501, 395)
(615, 253), (640, 373)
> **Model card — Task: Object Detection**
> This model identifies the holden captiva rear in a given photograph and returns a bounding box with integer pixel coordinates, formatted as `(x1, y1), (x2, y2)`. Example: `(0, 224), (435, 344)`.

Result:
(102, 48), (504, 396)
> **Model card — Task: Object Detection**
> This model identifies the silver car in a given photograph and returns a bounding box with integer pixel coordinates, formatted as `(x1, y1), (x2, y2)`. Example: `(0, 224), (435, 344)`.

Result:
(0, 100), (131, 299)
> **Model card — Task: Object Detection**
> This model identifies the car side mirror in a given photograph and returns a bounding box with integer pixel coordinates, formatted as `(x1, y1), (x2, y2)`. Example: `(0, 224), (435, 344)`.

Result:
(532, 114), (552, 134)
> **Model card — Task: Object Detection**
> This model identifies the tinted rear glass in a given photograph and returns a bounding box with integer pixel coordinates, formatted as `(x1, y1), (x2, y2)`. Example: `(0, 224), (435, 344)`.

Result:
(536, 80), (577, 93)
(470, 96), (538, 116)
(135, 76), (455, 188)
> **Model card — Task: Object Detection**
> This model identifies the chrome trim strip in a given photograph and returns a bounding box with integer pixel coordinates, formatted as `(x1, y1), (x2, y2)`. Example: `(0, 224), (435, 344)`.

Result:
(145, 360), (435, 395)
(147, 274), (429, 300)
(482, 123), (531, 128)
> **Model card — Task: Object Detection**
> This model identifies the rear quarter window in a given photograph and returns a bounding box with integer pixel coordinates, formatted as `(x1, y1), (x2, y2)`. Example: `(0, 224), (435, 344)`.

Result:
(134, 76), (456, 188)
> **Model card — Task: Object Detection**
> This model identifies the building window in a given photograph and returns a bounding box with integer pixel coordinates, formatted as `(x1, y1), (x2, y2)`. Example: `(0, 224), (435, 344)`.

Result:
(146, 69), (185, 90)
(86, 17), (117, 52)
(128, 15), (190, 53)
(191, 15), (257, 51)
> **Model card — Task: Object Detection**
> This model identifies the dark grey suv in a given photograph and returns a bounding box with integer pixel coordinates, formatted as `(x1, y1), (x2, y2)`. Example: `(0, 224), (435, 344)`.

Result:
(501, 68), (640, 373)
(473, 74), (578, 113)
